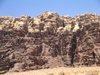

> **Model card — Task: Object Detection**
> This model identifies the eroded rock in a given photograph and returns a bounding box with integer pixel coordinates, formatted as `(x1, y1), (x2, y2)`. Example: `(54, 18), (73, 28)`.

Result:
(0, 12), (100, 73)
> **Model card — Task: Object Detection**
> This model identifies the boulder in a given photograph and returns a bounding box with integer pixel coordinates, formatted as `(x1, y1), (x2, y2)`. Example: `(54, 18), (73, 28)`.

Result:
(9, 63), (25, 72)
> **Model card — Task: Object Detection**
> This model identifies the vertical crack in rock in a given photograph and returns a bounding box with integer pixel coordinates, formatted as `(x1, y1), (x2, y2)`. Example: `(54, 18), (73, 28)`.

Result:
(70, 34), (77, 65)
(93, 52), (95, 59)
(63, 20), (65, 27)
(92, 52), (96, 64)
(66, 34), (77, 66)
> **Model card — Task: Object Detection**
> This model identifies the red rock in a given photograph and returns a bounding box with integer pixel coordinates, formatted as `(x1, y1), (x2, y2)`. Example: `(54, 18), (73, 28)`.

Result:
(0, 12), (100, 73)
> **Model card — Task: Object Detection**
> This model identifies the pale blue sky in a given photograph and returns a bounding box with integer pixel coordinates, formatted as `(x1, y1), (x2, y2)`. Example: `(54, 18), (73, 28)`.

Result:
(0, 0), (100, 17)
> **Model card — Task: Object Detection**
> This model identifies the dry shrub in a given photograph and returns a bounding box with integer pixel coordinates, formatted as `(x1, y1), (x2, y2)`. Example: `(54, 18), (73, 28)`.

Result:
(85, 70), (99, 75)
(59, 72), (65, 75)
(47, 73), (54, 75)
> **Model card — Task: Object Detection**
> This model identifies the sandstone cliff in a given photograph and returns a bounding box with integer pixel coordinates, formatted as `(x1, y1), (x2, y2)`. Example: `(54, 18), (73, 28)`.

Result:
(0, 11), (100, 74)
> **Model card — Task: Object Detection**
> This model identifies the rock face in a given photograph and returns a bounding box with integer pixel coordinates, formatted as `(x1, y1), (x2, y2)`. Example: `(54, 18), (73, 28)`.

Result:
(74, 22), (100, 66)
(0, 11), (100, 73)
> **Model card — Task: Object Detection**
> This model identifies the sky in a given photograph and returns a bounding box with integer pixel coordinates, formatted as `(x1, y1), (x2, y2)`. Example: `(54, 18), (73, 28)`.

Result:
(0, 0), (100, 18)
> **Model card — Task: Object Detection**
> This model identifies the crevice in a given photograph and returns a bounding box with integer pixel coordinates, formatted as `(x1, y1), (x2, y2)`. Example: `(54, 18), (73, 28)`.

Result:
(63, 20), (65, 27)
(70, 34), (77, 64)
(93, 52), (95, 59)
(92, 52), (96, 63)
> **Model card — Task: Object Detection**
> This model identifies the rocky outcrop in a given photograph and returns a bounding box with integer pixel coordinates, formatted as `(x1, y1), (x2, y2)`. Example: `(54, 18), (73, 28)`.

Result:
(0, 11), (100, 74)
(74, 22), (100, 66)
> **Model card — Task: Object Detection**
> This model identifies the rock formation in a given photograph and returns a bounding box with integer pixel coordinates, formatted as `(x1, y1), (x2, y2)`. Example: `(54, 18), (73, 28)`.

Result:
(0, 11), (100, 74)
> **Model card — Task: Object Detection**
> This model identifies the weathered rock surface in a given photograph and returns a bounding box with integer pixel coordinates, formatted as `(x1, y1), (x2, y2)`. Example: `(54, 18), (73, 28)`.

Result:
(74, 22), (100, 66)
(0, 11), (100, 73)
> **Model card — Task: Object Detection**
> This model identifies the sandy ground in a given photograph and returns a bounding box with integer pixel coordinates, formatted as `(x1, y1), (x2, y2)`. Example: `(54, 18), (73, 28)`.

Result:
(1, 67), (100, 75)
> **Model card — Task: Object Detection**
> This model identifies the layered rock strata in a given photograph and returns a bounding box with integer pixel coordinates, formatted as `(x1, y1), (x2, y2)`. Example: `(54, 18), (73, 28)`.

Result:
(0, 11), (100, 73)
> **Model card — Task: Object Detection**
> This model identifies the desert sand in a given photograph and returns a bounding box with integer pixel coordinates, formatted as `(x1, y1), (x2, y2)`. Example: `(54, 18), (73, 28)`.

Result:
(1, 67), (100, 75)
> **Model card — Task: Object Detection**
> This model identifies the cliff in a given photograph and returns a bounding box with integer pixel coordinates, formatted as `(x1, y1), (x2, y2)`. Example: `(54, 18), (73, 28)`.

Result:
(0, 11), (100, 74)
